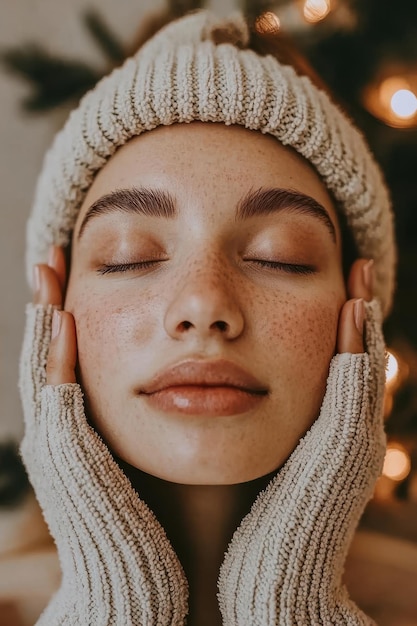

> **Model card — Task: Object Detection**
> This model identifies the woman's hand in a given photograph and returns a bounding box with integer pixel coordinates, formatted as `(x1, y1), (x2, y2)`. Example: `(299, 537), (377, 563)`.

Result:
(20, 246), (188, 626)
(33, 246), (76, 385)
(219, 259), (385, 626)
(338, 258), (373, 354)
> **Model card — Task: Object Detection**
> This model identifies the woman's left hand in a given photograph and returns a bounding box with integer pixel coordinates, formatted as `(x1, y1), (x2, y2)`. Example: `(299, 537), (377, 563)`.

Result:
(337, 258), (373, 354)
(219, 258), (386, 626)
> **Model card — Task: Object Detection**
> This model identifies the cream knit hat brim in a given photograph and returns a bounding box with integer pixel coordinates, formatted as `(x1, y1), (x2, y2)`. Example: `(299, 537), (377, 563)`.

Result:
(26, 10), (396, 315)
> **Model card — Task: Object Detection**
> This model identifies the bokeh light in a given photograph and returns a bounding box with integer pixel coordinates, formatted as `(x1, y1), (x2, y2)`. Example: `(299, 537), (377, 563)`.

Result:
(383, 443), (411, 482)
(363, 73), (417, 128)
(255, 11), (281, 33)
(303, 0), (331, 23)
(390, 88), (417, 118)
(385, 350), (400, 387)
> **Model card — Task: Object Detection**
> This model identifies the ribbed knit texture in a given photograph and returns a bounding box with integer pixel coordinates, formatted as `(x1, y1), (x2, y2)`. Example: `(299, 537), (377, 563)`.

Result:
(26, 10), (395, 315)
(218, 302), (385, 625)
(19, 304), (189, 625)
(19, 299), (385, 625)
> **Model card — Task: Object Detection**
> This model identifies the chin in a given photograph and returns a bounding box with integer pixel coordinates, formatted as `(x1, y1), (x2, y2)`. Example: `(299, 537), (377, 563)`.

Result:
(131, 457), (281, 486)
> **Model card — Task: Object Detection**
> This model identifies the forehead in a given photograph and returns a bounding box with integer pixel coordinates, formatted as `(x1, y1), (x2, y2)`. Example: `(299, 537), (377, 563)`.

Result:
(75, 122), (340, 236)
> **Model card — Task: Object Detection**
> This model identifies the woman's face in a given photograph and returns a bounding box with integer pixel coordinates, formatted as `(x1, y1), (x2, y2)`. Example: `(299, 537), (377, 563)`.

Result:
(65, 122), (346, 485)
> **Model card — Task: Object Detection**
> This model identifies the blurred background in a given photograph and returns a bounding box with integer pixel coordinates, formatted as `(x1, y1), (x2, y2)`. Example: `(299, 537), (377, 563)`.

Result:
(0, 0), (416, 624)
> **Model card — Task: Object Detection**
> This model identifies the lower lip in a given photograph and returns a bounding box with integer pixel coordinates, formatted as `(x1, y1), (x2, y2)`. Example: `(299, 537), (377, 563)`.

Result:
(142, 386), (266, 417)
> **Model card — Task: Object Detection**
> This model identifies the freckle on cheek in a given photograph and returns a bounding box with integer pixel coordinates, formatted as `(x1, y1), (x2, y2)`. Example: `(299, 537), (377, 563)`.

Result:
(263, 299), (337, 369)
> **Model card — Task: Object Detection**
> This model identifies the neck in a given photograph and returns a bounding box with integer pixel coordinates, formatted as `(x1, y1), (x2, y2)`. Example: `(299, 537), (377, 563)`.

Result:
(117, 460), (275, 626)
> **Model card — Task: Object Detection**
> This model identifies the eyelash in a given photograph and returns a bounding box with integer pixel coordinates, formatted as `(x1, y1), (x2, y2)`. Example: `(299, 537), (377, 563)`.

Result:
(97, 260), (161, 275)
(247, 259), (315, 275)
(97, 259), (315, 276)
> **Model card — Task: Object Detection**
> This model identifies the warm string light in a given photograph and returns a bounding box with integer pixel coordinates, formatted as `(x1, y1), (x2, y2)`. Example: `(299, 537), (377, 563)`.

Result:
(255, 11), (281, 34)
(376, 441), (412, 500)
(390, 89), (417, 118)
(265, 0), (340, 33)
(384, 350), (401, 419)
(384, 348), (409, 405)
(375, 348), (413, 499)
(363, 72), (417, 128)
(382, 443), (411, 482)
(385, 350), (400, 388)
(302, 0), (331, 23)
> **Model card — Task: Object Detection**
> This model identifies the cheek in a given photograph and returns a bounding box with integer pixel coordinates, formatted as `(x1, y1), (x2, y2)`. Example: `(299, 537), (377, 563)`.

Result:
(285, 300), (338, 360)
(65, 285), (159, 375)
(256, 290), (341, 387)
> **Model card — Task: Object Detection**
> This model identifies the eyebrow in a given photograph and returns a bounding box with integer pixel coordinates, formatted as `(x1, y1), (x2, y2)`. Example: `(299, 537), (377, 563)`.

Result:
(235, 187), (336, 242)
(77, 187), (177, 240)
(77, 185), (336, 243)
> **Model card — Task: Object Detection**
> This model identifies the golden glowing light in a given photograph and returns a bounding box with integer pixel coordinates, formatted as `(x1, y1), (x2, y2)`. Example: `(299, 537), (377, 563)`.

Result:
(390, 88), (417, 118)
(255, 11), (281, 33)
(385, 351), (399, 386)
(383, 349), (409, 419)
(363, 73), (417, 128)
(383, 444), (411, 482)
(303, 0), (331, 23)
(378, 76), (405, 107)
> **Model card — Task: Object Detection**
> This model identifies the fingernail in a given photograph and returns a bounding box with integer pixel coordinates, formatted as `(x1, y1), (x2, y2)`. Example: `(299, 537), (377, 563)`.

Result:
(52, 310), (62, 339)
(32, 265), (40, 299)
(362, 259), (374, 294)
(354, 298), (365, 334)
(48, 246), (56, 268)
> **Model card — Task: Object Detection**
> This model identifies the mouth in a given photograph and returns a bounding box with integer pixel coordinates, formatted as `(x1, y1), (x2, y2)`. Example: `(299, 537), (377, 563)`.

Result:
(139, 359), (268, 417)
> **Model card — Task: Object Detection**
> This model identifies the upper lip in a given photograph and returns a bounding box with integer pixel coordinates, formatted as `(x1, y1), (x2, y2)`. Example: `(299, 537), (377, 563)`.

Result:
(139, 359), (268, 395)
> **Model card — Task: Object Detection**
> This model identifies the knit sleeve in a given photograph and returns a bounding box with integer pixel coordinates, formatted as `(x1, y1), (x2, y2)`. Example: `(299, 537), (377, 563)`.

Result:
(19, 304), (188, 625)
(218, 299), (385, 625)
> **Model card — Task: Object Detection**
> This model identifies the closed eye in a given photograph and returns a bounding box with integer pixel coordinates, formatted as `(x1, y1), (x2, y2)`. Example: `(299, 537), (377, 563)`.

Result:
(97, 259), (315, 276)
(245, 259), (316, 275)
(97, 260), (165, 275)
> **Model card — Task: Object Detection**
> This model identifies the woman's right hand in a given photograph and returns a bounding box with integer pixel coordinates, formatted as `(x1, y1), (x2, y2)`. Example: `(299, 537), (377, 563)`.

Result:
(20, 246), (188, 625)
(33, 246), (77, 386)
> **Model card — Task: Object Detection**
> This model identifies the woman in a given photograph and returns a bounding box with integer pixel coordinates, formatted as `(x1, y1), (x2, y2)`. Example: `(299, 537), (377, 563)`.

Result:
(19, 10), (395, 625)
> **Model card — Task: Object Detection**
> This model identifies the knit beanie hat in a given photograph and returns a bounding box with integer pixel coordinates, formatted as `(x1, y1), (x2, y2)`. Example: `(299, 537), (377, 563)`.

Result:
(26, 10), (396, 315)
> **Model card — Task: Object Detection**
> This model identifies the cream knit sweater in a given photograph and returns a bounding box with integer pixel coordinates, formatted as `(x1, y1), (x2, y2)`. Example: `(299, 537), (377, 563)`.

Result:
(19, 11), (392, 624)
(19, 298), (386, 625)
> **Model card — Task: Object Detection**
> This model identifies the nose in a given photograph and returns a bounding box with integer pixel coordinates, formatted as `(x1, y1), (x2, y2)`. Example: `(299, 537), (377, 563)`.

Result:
(164, 262), (245, 341)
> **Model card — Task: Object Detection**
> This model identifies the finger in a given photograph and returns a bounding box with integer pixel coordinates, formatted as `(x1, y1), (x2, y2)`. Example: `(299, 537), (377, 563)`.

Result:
(337, 298), (365, 354)
(48, 246), (67, 292)
(33, 264), (62, 308)
(46, 310), (77, 385)
(347, 258), (373, 302)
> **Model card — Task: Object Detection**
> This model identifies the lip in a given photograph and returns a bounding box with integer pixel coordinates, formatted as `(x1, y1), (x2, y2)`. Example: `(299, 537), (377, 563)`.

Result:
(139, 359), (268, 417)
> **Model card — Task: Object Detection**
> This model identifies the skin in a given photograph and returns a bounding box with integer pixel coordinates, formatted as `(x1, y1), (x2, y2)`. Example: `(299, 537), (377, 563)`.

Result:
(34, 122), (373, 626)
(37, 122), (372, 486)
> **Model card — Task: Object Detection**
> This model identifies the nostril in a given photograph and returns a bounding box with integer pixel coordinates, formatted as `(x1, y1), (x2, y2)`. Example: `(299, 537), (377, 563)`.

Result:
(214, 320), (228, 332)
(175, 319), (231, 333)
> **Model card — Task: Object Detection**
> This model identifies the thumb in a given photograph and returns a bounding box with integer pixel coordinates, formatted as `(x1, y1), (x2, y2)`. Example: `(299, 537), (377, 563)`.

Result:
(46, 310), (77, 385)
(337, 298), (365, 354)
